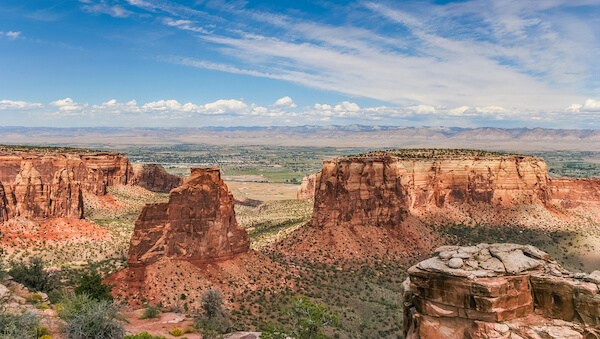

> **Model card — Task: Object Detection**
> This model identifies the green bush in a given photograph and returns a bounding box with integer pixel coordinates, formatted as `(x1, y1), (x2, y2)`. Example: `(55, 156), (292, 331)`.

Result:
(0, 311), (40, 339)
(139, 305), (161, 319)
(195, 289), (231, 339)
(74, 272), (113, 302)
(8, 257), (58, 293)
(57, 293), (124, 339)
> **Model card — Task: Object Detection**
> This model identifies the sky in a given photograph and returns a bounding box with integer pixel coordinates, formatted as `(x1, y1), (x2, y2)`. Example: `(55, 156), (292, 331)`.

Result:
(0, 0), (599, 128)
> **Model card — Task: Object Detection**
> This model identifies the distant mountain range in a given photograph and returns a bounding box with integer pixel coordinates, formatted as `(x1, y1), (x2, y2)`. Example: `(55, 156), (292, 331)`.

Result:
(1, 126), (600, 151)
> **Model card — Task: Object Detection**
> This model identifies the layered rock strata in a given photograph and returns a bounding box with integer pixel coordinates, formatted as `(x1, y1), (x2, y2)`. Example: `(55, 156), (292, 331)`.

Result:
(0, 161), (83, 220)
(312, 153), (551, 228)
(297, 172), (321, 199)
(0, 152), (132, 196)
(131, 163), (183, 193)
(128, 166), (249, 266)
(0, 150), (182, 221)
(403, 243), (600, 338)
(311, 151), (600, 229)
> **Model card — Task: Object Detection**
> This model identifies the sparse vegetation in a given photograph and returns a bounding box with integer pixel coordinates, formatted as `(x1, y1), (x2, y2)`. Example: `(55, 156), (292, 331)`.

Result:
(8, 257), (58, 293)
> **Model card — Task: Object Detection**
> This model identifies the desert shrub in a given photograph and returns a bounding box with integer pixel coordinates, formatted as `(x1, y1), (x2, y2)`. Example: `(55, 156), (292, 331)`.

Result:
(8, 257), (58, 293)
(31, 293), (43, 302)
(195, 289), (231, 339)
(0, 311), (40, 339)
(170, 328), (184, 336)
(74, 272), (113, 302)
(139, 305), (160, 319)
(57, 293), (124, 339)
(286, 296), (339, 339)
(38, 335), (52, 339)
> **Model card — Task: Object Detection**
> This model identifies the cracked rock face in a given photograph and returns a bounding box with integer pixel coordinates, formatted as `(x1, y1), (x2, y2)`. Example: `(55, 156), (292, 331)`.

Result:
(404, 243), (600, 339)
(127, 167), (250, 266)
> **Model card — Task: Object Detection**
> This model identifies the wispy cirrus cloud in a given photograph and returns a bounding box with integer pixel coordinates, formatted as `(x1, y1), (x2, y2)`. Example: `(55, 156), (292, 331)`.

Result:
(119, 0), (598, 117)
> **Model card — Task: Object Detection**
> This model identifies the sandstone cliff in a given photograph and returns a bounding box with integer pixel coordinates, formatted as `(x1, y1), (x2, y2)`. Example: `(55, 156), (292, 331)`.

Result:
(128, 166), (249, 266)
(0, 152), (132, 196)
(0, 161), (84, 220)
(297, 172), (321, 199)
(0, 150), (181, 221)
(311, 151), (551, 229)
(404, 243), (600, 338)
(131, 163), (183, 193)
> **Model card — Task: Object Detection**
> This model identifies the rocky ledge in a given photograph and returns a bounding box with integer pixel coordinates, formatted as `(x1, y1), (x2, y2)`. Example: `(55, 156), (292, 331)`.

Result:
(404, 243), (600, 338)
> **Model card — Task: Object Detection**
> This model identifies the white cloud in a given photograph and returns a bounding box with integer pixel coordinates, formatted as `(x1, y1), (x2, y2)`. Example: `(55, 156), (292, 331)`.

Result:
(0, 31), (22, 40)
(202, 99), (248, 114)
(566, 99), (600, 113)
(164, 18), (208, 33)
(49, 98), (88, 113)
(0, 100), (43, 110)
(81, 3), (132, 18)
(271, 96), (297, 109)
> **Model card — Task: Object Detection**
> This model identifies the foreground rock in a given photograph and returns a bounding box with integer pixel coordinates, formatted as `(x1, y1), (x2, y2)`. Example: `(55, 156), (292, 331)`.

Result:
(404, 243), (600, 338)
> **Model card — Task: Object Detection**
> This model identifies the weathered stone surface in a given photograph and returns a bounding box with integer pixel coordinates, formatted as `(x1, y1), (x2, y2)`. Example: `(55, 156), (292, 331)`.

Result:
(297, 171), (321, 199)
(0, 161), (84, 219)
(404, 243), (600, 339)
(131, 163), (183, 193)
(311, 153), (553, 230)
(128, 167), (250, 266)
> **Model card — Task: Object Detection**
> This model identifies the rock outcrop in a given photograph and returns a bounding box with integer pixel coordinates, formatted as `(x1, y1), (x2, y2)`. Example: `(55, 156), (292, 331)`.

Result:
(549, 177), (600, 208)
(404, 243), (600, 338)
(0, 152), (132, 196)
(131, 163), (183, 193)
(311, 151), (551, 229)
(128, 166), (249, 266)
(0, 161), (83, 220)
(297, 172), (321, 199)
(0, 150), (182, 221)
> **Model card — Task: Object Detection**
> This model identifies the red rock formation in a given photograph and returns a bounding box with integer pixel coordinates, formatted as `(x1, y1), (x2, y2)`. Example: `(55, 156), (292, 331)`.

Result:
(297, 172), (321, 199)
(127, 166), (249, 266)
(0, 152), (133, 196)
(548, 177), (600, 208)
(130, 163), (183, 193)
(0, 161), (84, 219)
(311, 152), (550, 229)
(404, 243), (600, 338)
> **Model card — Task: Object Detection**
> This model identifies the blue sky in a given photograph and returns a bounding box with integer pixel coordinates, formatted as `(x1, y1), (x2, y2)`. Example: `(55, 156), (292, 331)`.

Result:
(0, 0), (599, 128)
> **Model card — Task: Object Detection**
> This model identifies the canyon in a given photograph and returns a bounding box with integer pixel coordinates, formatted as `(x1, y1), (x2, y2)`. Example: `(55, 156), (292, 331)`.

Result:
(404, 243), (600, 338)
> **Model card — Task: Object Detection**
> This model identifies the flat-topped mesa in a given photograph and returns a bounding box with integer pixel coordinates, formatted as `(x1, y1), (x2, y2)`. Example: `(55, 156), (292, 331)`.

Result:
(131, 163), (184, 193)
(127, 166), (250, 267)
(404, 243), (600, 338)
(312, 150), (550, 228)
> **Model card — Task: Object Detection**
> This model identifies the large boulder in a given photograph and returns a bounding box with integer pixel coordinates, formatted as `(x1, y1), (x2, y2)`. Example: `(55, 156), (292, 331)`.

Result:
(404, 243), (600, 338)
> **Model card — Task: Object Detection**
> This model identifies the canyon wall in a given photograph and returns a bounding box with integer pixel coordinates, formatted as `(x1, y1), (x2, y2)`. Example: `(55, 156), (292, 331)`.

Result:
(311, 153), (551, 228)
(403, 243), (600, 338)
(297, 172), (321, 199)
(0, 152), (132, 196)
(311, 151), (600, 229)
(127, 166), (249, 266)
(0, 150), (182, 221)
(131, 163), (183, 193)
